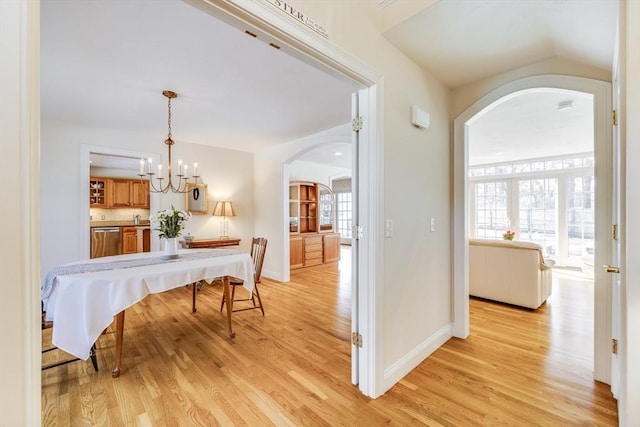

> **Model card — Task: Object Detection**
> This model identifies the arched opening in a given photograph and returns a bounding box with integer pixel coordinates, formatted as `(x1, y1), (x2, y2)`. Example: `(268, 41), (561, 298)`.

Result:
(453, 75), (613, 384)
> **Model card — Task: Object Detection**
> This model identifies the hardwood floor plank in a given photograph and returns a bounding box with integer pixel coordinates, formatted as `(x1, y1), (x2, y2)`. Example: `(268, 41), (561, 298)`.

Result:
(42, 250), (617, 425)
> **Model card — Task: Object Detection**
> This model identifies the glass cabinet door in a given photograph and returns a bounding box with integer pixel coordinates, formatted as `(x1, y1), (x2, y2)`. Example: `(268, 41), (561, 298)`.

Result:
(289, 184), (299, 233)
(318, 184), (334, 232)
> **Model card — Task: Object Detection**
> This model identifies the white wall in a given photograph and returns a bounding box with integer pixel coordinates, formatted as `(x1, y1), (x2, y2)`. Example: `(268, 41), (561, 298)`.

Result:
(451, 57), (611, 118)
(288, 160), (351, 185)
(257, 0), (452, 387)
(40, 119), (255, 277)
(620, 0), (640, 423)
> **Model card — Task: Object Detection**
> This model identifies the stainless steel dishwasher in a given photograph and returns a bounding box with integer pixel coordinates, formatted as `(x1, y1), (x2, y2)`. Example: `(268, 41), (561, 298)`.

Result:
(90, 227), (122, 258)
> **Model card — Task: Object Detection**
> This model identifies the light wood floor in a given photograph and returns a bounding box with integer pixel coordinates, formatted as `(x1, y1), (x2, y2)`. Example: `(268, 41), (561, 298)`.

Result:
(42, 251), (617, 426)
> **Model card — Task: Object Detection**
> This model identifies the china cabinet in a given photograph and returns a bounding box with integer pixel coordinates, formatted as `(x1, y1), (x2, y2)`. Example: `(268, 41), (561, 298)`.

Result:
(289, 181), (340, 269)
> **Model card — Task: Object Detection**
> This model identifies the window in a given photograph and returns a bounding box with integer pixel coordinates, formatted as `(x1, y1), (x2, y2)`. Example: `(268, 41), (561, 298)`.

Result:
(474, 181), (508, 239)
(519, 178), (557, 256)
(567, 176), (595, 256)
(336, 192), (352, 239)
(469, 153), (594, 267)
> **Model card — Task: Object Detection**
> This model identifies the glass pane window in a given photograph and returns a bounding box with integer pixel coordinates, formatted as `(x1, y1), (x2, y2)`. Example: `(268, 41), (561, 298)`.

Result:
(519, 178), (557, 256)
(473, 181), (508, 239)
(568, 176), (595, 256)
(336, 192), (352, 239)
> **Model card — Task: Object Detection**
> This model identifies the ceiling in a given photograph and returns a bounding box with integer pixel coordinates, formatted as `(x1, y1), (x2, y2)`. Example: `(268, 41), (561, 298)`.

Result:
(44, 0), (617, 170)
(468, 90), (593, 166)
(383, 0), (617, 88)
(381, 0), (616, 165)
(41, 0), (356, 168)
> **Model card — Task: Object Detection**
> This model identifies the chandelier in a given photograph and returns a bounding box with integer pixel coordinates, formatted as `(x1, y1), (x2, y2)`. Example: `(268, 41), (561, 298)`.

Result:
(138, 90), (200, 193)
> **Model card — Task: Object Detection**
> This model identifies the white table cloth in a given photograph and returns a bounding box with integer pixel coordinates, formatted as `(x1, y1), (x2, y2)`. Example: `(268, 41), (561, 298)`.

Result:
(43, 249), (254, 360)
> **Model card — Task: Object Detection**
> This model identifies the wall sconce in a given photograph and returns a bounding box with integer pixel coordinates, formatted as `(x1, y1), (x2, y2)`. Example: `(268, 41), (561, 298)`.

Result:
(212, 201), (235, 239)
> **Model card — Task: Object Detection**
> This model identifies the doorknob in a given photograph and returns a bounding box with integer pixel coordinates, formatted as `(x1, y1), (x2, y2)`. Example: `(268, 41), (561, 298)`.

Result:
(603, 264), (620, 274)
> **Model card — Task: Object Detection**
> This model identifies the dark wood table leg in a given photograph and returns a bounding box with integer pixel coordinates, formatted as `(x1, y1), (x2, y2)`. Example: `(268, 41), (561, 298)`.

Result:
(222, 276), (235, 338)
(192, 281), (197, 313)
(111, 310), (125, 378)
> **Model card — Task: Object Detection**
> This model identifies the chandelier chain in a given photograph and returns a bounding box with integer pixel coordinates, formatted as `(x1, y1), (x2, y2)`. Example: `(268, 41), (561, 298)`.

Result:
(167, 96), (172, 141)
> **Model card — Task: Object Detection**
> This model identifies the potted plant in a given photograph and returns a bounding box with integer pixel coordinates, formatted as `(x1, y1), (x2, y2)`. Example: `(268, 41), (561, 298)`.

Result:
(151, 206), (191, 258)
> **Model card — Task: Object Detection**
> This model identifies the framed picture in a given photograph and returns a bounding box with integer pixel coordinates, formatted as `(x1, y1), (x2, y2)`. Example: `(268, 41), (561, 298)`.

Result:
(185, 183), (208, 214)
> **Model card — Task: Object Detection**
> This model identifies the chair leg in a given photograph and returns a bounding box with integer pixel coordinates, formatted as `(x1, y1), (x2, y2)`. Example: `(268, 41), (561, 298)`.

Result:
(253, 283), (265, 316)
(89, 343), (99, 372)
(220, 283), (238, 312)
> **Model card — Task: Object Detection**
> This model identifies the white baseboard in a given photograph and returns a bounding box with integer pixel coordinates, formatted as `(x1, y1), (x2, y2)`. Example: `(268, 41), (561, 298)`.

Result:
(383, 323), (453, 392)
(262, 269), (284, 282)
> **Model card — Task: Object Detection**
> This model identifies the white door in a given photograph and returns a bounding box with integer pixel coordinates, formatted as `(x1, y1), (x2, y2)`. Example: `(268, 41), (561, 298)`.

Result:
(609, 65), (622, 399)
(350, 87), (371, 387)
(350, 90), (361, 385)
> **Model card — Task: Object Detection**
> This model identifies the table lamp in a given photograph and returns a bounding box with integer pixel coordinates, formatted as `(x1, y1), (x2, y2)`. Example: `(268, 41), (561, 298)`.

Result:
(213, 201), (235, 239)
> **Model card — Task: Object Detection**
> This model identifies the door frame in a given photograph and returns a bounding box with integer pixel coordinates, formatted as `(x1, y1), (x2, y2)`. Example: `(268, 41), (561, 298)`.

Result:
(80, 145), (162, 257)
(194, 0), (384, 397)
(452, 75), (613, 384)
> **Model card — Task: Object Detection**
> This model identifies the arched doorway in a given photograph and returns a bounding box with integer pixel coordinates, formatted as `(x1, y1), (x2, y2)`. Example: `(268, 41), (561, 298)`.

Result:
(452, 75), (613, 384)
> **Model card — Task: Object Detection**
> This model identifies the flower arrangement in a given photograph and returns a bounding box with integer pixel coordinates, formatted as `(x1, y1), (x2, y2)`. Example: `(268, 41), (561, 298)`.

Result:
(503, 230), (516, 241)
(151, 206), (191, 239)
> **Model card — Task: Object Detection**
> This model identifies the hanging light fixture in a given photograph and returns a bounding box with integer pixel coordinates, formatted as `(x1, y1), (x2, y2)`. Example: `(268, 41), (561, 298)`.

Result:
(138, 90), (200, 193)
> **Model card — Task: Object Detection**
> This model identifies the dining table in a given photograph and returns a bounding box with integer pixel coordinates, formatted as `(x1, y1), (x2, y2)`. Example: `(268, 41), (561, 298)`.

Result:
(41, 248), (255, 377)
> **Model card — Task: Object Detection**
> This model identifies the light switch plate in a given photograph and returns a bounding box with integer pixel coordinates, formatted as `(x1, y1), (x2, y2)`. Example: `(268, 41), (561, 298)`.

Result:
(430, 217), (435, 232)
(385, 219), (393, 238)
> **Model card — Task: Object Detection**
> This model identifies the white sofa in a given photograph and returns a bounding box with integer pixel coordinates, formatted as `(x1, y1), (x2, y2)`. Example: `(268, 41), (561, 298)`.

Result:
(469, 238), (554, 309)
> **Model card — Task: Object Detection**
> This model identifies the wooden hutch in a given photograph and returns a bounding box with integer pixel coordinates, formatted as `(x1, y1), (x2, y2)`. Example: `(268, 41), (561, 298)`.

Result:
(289, 181), (340, 269)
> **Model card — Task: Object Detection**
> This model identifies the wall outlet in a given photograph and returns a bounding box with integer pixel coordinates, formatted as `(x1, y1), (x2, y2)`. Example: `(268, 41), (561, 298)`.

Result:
(385, 219), (393, 238)
(430, 217), (435, 232)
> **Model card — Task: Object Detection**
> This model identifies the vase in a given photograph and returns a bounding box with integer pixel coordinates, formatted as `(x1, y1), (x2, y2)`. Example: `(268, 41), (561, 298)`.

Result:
(162, 237), (179, 259)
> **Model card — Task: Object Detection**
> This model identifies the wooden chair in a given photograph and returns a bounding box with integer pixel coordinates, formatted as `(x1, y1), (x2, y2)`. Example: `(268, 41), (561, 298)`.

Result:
(42, 305), (99, 371)
(220, 237), (267, 315)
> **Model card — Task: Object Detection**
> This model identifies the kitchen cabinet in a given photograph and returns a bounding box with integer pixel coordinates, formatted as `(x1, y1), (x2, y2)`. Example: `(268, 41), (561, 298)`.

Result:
(122, 226), (138, 254)
(110, 179), (132, 208)
(110, 179), (149, 208)
(130, 180), (150, 208)
(90, 177), (110, 208)
(91, 178), (149, 209)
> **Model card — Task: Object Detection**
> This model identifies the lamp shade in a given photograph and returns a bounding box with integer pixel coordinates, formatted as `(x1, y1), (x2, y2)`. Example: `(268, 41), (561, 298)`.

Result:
(213, 201), (235, 217)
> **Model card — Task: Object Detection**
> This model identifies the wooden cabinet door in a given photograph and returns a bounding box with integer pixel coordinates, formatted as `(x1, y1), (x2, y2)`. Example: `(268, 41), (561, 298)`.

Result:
(110, 179), (131, 207)
(290, 235), (304, 269)
(323, 233), (340, 263)
(130, 180), (149, 208)
(142, 229), (151, 252)
(122, 227), (138, 254)
(90, 177), (109, 208)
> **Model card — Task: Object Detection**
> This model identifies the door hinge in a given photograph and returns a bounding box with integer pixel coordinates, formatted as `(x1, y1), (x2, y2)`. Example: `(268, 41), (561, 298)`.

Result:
(352, 225), (363, 240)
(613, 110), (618, 126)
(352, 332), (363, 348)
(612, 338), (618, 354)
(613, 224), (619, 241)
(352, 116), (363, 132)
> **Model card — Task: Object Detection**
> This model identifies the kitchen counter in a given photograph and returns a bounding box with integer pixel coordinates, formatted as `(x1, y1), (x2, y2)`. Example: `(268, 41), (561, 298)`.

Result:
(90, 220), (150, 228)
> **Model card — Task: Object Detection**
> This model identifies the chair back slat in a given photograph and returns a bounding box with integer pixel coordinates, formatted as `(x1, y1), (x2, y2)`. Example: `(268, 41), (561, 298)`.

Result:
(250, 237), (268, 283)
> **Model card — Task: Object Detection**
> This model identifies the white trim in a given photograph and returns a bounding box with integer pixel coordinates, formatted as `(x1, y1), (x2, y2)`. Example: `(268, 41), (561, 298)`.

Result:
(4, 0), (41, 424)
(453, 75), (613, 383)
(383, 324), (452, 391)
(194, 0), (384, 397)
